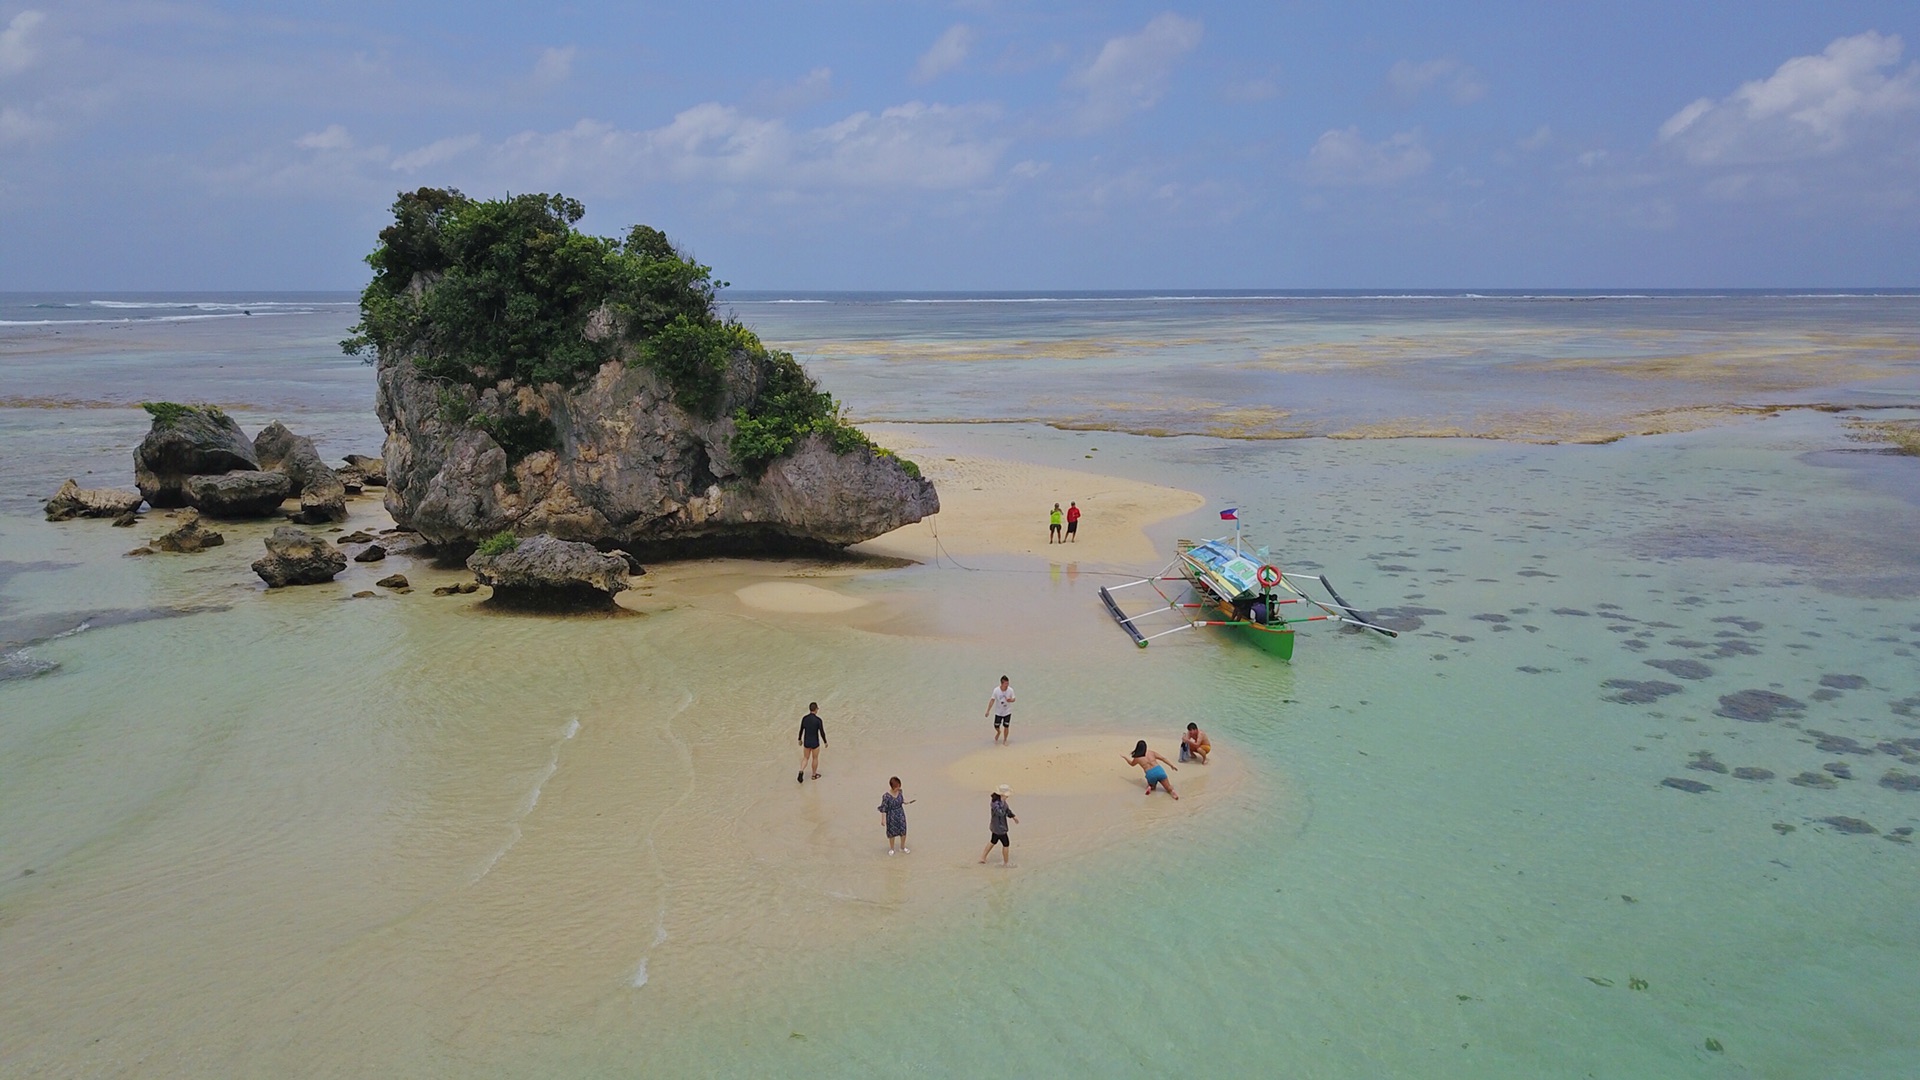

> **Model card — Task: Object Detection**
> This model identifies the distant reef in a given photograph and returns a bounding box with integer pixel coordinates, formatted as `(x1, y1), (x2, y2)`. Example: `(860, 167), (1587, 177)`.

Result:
(347, 188), (938, 556)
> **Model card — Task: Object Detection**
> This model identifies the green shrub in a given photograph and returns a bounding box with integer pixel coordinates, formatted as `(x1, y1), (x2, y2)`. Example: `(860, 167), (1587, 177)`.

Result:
(141, 401), (226, 427)
(345, 189), (917, 479)
(475, 531), (519, 557)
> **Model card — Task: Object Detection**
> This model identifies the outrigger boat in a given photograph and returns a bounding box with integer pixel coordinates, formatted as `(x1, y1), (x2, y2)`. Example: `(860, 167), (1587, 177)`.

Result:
(1098, 517), (1398, 659)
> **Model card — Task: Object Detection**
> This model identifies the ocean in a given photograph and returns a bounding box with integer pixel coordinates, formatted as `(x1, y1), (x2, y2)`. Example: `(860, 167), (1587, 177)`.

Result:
(2, 291), (1919, 1077)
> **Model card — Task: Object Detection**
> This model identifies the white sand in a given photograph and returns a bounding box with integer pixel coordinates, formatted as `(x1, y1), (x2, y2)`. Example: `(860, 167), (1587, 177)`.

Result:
(734, 581), (870, 613)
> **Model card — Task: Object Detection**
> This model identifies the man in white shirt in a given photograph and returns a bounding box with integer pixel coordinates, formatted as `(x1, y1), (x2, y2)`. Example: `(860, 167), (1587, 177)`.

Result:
(985, 675), (1015, 743)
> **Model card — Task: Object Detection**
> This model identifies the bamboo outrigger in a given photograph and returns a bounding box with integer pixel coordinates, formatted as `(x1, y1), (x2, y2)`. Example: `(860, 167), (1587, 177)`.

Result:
(1098, 523), (1398, 658)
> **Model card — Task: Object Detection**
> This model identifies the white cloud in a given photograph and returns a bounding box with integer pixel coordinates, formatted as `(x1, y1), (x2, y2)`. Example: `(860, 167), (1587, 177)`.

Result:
(0, 103), (38, 142)
(1386, 58), (1486, 106)
(1303, 127), (1432, 187)
(1518, 124), (1552, 150)
(759, 66), (835, 113)
(913, 24), (973, 83)
(392, 133), (482, 173)
(532, 46), (575, 86)
(295, 123), (352, 151)
(0, 9), (46, 77)
(1068, 13), (1203, 130)
(480, 99), (1008, 193)
(1658, 31), (1920, 165)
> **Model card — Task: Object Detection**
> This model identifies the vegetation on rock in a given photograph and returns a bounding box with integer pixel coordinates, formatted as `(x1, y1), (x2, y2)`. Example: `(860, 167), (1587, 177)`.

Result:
(343, 189), (916, 479)
(475, 531), (520, 558)
(142, 401), (227, 427)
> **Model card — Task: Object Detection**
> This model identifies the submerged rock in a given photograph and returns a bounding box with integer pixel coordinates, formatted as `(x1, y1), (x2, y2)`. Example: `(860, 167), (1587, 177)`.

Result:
(1732, 767), (1775, 781)
(44, 479), (144, 521)
(375, 573), (409, 590)
(466, 534), (630, 610)
(1713, 689), (1805, 723)
(1880, 770), (1920, 792)
(1602, 679), (1683, 704)
(134, 404), (258, 507)
(1687, 752), (1729, 774)
(352, 544), (387, 562)
(251, 526), (347, 587)
(1661, 777), (1714, 793)
(1821, 816), (1876, 835)
(1644, 657), (1713, 680)
(184, 470), (292, 518)
(1789, 771), (1839, 790)
(151, 510), (225, 553)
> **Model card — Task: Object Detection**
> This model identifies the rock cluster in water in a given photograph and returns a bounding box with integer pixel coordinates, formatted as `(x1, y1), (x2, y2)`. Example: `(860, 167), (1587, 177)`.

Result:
(466, 535), (633, 610)
(43, 479), (144, 522)
(378, 351), (939, 555)
(252, 526), (349, 587)
(108, 405), (384, 524)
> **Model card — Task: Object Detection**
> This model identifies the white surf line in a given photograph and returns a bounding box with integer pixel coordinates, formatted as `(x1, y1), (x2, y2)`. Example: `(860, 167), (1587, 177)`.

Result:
(471, 716), (580, 885)
(632, 689), (696, 989)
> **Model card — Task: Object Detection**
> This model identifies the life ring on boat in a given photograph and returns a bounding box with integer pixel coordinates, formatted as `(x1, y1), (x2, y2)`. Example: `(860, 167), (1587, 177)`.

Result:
(1256, 564), (1282, 588)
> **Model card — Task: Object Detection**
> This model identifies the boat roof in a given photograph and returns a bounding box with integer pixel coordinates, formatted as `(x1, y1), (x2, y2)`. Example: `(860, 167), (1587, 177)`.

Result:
(1181, 539), (1263, 600)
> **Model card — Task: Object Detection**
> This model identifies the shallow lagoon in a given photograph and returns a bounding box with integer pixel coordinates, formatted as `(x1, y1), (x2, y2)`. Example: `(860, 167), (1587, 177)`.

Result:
(3, 295), (1919, 1077)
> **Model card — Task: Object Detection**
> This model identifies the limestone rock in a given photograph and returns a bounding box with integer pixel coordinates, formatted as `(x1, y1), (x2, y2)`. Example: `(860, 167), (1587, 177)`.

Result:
(343, 454), (387, 485)
(134, 405), (258, 507)
(353, 544), (387, 562)
(377, 346), (938, 554)
(375, 573), (409, 590)
(151, 510), (226, 553)
(254, 421), (348, 524)
(112, 511), (139, 527)
(184, 470), (293, 518)
(466, 534), (630, 610)
(251, 526), (348, 587)
(44, 479), (145, 521)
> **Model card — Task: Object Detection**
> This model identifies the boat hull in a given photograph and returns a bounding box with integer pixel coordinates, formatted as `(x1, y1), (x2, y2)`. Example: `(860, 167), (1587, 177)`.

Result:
(1234, 621), (1297, 660)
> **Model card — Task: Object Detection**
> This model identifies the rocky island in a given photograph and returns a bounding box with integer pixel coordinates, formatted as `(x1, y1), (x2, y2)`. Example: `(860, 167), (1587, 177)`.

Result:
(345, 188), (938, 557)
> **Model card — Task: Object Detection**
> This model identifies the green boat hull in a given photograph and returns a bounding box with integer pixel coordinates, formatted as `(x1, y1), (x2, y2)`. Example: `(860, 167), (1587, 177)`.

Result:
(1234, 621), (1296, 660)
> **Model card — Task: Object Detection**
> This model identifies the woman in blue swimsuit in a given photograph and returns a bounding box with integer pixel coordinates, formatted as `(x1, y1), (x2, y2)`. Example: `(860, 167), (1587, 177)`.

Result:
(1123, 740), (1180, 799)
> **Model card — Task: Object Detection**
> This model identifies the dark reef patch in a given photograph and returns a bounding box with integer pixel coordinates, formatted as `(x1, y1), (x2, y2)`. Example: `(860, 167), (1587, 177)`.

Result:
(1880, 770), (1920, 792)
(1661, 777), (1713, 793)
(1687, 751), (1729, 774)
(1821, 816), (1876, 835)
(1645, 658), (1713, 681)
(1714, 690), (1806, 723)
(1552, 607), (1591, 617)
(1820, 674), (1868, 691)
(1790, 771), (1839, 789)
(1603, 679), (1684, 704)
(1732, 767), (1775, 781)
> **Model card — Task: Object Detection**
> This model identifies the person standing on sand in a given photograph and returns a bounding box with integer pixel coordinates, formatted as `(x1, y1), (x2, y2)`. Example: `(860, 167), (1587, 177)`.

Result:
(1124, 740), (1180, 798)
(797, 703), (827, 783)
(1065, 501), (1080, 543)
(986, 675), (1015, 743)
(1180, 723), (1211, 764)
(878, 777), (912, 854)
(978, 789), (1018, 865)
(1048, 503), (1064, 543)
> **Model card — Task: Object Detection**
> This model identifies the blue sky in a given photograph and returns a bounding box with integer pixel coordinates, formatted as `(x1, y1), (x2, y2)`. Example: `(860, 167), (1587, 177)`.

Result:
(2, 1), (1917, 289)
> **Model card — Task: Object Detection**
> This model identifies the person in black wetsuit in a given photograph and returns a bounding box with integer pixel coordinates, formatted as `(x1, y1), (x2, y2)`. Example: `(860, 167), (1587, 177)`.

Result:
(798, 702), (827, 783)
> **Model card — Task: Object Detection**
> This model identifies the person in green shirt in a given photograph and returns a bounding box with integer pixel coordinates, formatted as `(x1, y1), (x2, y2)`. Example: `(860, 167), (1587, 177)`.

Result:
(1048, 503), (1063, 543)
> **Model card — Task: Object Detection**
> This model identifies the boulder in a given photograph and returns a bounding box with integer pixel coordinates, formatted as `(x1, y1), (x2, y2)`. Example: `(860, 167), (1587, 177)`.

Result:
(254, 421), (347, 524)
(134, 405), (258, 507)
(377, 341), (938, 555)
(251, 526), (348, 587)
(375, 573), (409, 590)
(343, 454), (388, 485)
(466, 534), (631, 610)
(353, 544), (387, 563)
(184, 470), (293, 518)
(44, 479), (145, 521)
(151, 510), (226, 553)
(337, 468), (366, 495)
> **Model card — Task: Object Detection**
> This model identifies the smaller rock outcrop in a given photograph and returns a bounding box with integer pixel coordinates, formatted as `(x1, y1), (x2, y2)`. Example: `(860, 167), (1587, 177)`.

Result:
(352, 544), (387, 563)
(252, 526), (347, 587)
(255, 421), (347, 524)
(343, 454), (387, 485)
(44, 479), (145, 521)
(184, 470), (293, 518)
(466, 535), (631, 610)
(375, 573), (410, 590)
(134, 405), (258, 507)
(152, 510), (226, 553)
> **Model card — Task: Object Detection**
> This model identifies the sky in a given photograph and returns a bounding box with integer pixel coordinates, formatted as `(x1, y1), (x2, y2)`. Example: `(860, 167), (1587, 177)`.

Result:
(2, 1), (1918, 290)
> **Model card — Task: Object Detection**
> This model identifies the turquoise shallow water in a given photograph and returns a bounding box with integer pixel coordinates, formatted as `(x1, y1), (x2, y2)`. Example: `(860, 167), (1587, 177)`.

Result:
(2, 294), (1919, 1077)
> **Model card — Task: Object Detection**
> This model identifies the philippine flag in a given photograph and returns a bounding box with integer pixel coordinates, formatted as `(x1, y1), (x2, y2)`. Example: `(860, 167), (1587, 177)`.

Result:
(1219, 508), (1238, 520)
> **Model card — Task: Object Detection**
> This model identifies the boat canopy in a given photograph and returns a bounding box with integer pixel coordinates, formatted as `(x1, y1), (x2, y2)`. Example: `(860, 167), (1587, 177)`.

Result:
(1180, 539), (1264, 601)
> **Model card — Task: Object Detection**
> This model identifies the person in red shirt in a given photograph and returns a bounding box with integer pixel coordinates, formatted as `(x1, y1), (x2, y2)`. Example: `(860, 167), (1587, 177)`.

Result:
(1064, 501), (1080, 542)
